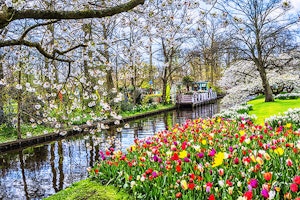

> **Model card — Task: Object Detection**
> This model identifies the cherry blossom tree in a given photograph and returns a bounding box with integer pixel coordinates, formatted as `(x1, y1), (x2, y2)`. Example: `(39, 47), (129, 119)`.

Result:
(0, 0), (144, 139)
(219, 51), (300, 108)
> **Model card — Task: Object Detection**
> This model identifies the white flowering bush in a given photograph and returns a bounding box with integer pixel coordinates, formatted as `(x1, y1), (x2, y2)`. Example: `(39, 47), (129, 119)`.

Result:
(265, 108), (300, 129)
(275, 93), (300, 100)
(214, 104), (256, 122)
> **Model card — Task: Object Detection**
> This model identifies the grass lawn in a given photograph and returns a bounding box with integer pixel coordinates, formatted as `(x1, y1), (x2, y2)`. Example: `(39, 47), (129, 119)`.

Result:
(43, 179), (132, 200)
(248, 97), (300, 124)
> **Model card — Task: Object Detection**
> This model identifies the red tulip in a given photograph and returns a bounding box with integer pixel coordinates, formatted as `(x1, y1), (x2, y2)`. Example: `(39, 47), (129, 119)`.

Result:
(175, 192), (182, 198)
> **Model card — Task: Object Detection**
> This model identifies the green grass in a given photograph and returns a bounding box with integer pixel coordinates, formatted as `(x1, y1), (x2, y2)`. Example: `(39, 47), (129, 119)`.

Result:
(0, 124), (54, 143)
(248, 96), (300, 124)
(120, 104), (175, 118)
(43, 179), (132, 200)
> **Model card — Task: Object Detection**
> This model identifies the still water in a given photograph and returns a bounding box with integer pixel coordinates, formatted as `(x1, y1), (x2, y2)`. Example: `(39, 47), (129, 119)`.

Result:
(0, 103), (219, 200)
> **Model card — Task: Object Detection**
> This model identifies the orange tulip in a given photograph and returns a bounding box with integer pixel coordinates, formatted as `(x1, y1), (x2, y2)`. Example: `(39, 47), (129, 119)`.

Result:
(263, 172), (272, 181)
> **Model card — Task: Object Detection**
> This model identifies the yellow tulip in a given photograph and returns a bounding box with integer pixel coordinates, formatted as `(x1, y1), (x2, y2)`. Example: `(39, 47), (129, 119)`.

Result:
(180, 180), (188, 190)
(179, 150), (188, 159)
(274, 147), (284, 156)
(285, 123), (292, 128)
(212, 152), (225, 168)
(239, 130), (245, 136)
(256, 157), (263, 165)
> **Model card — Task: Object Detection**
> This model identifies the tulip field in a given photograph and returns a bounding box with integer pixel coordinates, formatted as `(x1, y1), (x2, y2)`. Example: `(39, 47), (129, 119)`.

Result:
(89, 118), (300, 199)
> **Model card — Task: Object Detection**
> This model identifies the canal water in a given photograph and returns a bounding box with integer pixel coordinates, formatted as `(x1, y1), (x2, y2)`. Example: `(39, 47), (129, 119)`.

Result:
(0, 103), (219, 200)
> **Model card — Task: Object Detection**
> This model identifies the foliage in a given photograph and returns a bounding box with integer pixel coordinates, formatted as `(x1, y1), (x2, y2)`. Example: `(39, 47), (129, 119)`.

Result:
(182, 76), (194, 89)
(265, 108), (300, 130)
(142, 94), (162, 105)
(210, 85), (224, 95)
(90, 117), (300, 199)
(44, 179), (132, 200)
(121, 103), (159, 117)
(166, 85), (171, 104)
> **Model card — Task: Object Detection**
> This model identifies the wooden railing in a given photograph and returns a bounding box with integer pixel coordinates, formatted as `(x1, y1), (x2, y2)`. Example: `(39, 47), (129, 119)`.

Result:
(176, 92), (217, 106)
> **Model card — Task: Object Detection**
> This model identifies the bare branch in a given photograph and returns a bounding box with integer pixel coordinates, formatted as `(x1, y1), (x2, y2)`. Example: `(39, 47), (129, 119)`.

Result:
(20, 20), (60, 40)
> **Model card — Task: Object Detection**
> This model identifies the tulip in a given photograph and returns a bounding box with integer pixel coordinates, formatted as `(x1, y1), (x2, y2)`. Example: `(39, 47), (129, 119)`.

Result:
(286, 158), (293, 167)
(290, 183), (298, 192)
(293, 176), (300, 184)
(175, 192), (182, 198)
(249, 178), (258, 188)
(261, 189), (269, 199)
(263, 172), (272, 181)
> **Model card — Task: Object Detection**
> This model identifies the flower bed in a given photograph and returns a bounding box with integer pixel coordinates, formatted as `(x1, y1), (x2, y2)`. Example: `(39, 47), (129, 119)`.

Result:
(265, 108), (300, 130)
(89, 118), (300, 199)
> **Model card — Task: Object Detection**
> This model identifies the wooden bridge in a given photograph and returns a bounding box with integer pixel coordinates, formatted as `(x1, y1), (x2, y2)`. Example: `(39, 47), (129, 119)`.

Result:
(176, 92), (218, 107)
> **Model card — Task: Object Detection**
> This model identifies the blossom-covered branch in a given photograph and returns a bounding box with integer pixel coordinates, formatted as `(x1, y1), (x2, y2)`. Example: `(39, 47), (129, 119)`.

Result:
(0, 0), (145, 29)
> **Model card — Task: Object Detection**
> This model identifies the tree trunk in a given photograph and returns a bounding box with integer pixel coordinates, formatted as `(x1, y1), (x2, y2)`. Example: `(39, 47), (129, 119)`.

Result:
(102, 21), (114, 92)
(17, 70), (22, 140)
(257, 64), (274, 102)
(162, 79), (167, 105)
(0, 56), (4, 124)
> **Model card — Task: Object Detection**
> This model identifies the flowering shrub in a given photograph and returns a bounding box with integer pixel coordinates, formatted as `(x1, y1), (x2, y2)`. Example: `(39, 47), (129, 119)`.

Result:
(89, 118), (300, 199)
(214, 104), (256, 122)
(265, 108), (300, 130)
(275, 93), (300, 100)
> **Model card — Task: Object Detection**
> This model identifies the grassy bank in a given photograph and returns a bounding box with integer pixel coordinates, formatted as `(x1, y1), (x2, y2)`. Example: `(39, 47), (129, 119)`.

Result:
(248, 96), (300, 124)
(43, 179), (132, 200)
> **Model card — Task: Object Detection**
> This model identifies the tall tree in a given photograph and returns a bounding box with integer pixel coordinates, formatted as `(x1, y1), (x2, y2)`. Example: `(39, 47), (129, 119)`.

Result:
(218, 0), (299, 102)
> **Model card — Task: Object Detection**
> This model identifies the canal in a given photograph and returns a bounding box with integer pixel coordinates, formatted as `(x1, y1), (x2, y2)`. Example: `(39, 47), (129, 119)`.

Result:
(0, 102), (219, 200)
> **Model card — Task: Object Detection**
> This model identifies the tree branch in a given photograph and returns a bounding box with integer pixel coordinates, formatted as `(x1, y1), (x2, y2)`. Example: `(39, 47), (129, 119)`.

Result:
(0, 39), (84, 62)
(0, 0), (145, 29)
(20, 20), (60, 40)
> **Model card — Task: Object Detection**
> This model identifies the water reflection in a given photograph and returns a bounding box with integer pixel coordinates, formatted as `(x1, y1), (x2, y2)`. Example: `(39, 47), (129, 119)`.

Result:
(0, 103), (219, 200)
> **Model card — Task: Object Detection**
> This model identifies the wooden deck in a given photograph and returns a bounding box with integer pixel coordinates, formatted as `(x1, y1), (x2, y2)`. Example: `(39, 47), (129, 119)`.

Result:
(176, 92), (218, 107)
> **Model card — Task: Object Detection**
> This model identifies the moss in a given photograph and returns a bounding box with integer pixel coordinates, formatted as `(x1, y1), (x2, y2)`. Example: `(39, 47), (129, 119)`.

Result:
(43, 179), (132, 200)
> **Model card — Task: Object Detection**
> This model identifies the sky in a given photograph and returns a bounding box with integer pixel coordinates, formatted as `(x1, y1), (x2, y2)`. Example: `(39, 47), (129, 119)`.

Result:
(290, 0), (300, 12)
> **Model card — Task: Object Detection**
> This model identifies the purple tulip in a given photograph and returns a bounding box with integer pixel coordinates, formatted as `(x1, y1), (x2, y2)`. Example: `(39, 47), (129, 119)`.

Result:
(208, 149), (216, 157)
(261, 189), (269, 199)
(152, 171), (158, 178)
(197, 152), (204, 158)
(249, 178), (258, 188)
